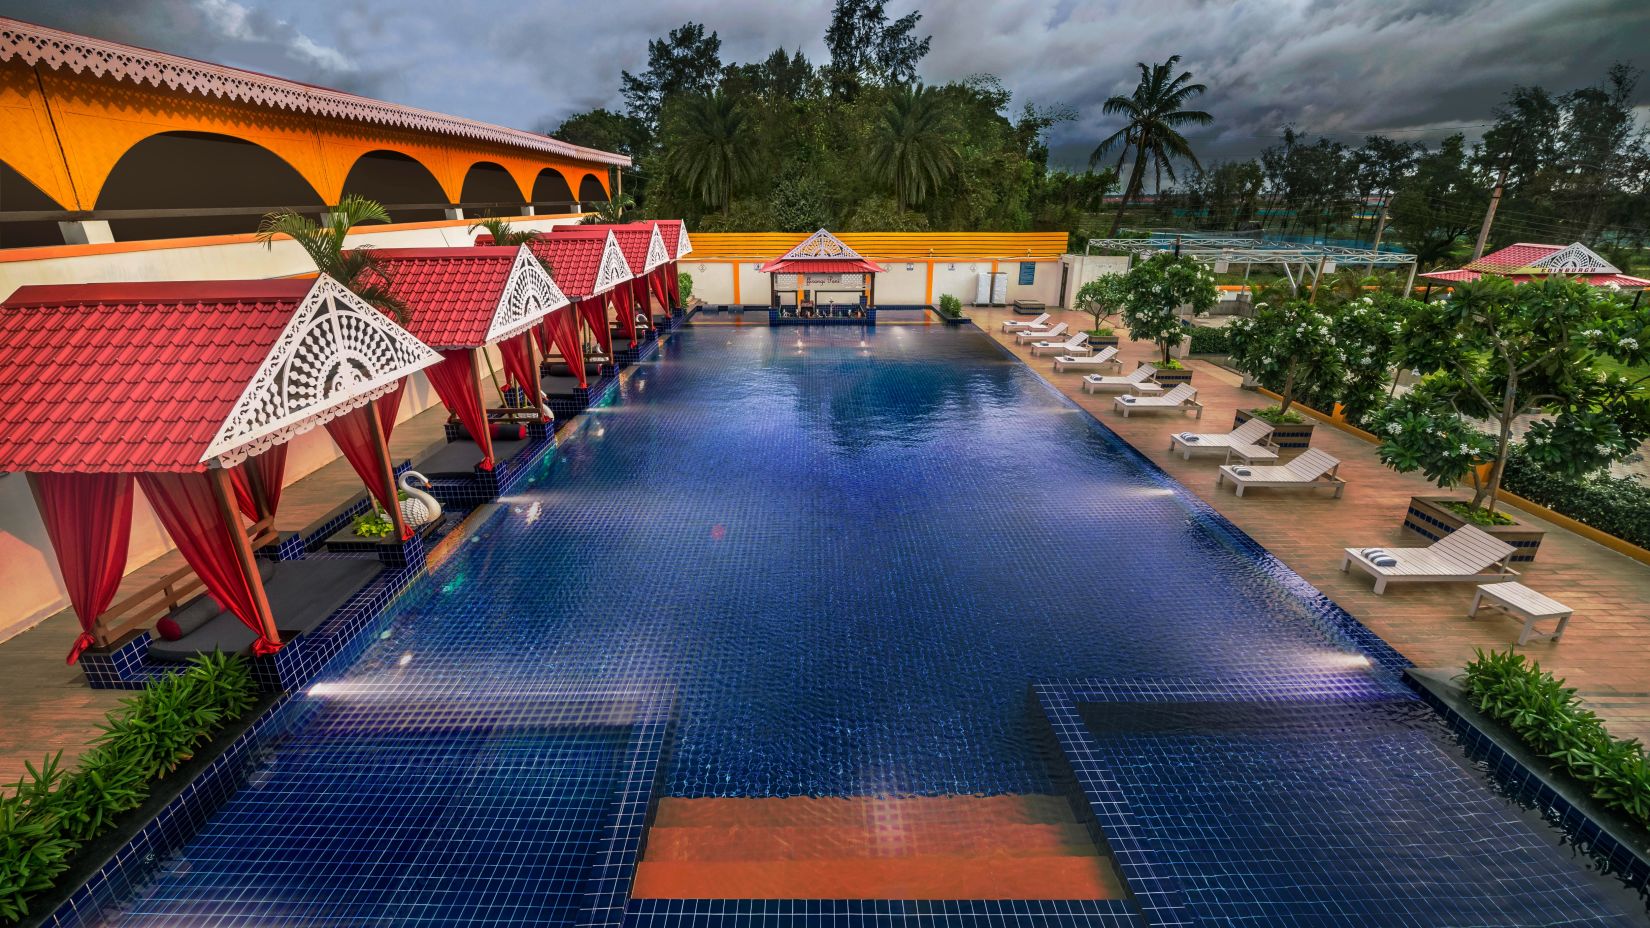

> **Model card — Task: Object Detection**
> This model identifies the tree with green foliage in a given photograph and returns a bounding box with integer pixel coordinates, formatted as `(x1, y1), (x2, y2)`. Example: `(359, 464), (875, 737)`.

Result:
(1073, 273), (1126, 335)
(824, 0), (931, 96)
(1225, 299), (1342, 417)
(581, 193), (636, 224)
(1387, 134), (1482, 267)
(871, 83), (959, 212)
(621, 22), (723, 133)
(256, 195), (408, 323)
(664, 91), (758, 215)
(549, 108), (647, 157)
(1118, 252), (1218, 364)
(1375, 275), (1650, 516)
(1091, 56), (1212, 236)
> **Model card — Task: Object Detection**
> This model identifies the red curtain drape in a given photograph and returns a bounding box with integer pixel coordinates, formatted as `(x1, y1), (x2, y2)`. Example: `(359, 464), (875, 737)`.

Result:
(31, 473), (135, 663)
(667, 262), (681, 307)
(577, 297), (613, 360)
(497, 333), (547, 421)
(546, 305), (587, 388)
(325, 402), (407, 516)
(137, 472), (279, 655)
(229, 444), (288, 522)
(630, 277), (652, 328)
(424, 349), (495, 470)
(377, 381), (406, 443)
(649, 268), (670, 312)
(612, 287), (637, 347)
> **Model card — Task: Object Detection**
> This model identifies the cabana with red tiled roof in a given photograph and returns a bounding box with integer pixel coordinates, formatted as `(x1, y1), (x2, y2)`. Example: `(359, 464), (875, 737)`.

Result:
(0, 276), (439, 677)
(755, 229), (885, 322)
(641, 219), (694, 312)
(540, 227), (641, 356)
(359, 246), (571, 494)
(1421, 242), (1650, 290)
(573, 223), (675, 328)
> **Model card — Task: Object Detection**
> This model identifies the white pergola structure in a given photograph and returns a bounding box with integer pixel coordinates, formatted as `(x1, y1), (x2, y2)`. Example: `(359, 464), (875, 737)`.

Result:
(1085, 234), (1420, 296)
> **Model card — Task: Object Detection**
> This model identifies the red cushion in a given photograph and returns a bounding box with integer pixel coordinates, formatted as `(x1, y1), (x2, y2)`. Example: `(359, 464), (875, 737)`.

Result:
(155, 617), (183, 641)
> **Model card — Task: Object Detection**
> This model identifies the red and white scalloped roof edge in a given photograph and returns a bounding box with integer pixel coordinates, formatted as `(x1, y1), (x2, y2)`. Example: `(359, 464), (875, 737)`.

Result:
(0, 16), (630, 168)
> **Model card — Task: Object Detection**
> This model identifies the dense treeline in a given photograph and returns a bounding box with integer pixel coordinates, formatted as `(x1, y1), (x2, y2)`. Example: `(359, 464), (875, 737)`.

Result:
(553, 2), (1650, 270)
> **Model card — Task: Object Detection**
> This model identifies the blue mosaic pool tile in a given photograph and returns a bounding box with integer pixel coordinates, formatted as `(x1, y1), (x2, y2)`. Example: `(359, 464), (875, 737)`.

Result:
(623, 899), (1143, 928)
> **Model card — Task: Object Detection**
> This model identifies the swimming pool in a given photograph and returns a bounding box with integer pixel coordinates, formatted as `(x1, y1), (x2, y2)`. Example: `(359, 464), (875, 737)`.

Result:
(98, 325), (1646, 925)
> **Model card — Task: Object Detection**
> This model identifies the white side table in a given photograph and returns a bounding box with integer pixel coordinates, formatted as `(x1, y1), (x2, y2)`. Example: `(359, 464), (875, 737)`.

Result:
(1470, 582), (1573, 645)
(1224, 443), (1280, 465)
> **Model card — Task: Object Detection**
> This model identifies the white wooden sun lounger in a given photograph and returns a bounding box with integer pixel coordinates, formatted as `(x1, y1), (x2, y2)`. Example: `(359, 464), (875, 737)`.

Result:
(1000, 313), (1051, 332)
(1082, 364), (1161, 395)
(1216, 448), (1344, 497)
(1340, 525), (1518, 594)
(1169, 417), (1276, 460)
(1053, 346), (1119, 373)
(1030, 332), (1091, 356)
(1014, 322), (1067, 344)
(1113, 383), (1202, 418)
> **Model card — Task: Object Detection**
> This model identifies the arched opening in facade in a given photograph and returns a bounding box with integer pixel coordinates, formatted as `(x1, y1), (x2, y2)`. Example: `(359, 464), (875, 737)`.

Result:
(0, 162), (66, 249)
(578, 173), (609, 205)
(531, 169), (577, 213)
(96, 131), (326, 241)
(339, 150), (451, 224)
(459, 162), (526, 218)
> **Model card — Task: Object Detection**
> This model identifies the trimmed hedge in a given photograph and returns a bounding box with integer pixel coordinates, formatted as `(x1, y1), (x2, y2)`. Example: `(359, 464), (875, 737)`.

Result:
(1463, 648), (1650, 831)
(1502, 447), (1650, 550)
(0, 653), (258, 923)
(1186, 324), (1230, 355)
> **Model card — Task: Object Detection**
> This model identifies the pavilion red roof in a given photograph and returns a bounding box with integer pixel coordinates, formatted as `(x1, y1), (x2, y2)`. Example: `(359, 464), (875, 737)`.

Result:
(552, 224), (668, 275)
(756, 258), (886, 274)
(0, 277), (439, 473)
(1465, 243), (1569, 273)
(641, 220), (693, 260)
(359, 246), (566, 349)
(519, 229), (632, 299)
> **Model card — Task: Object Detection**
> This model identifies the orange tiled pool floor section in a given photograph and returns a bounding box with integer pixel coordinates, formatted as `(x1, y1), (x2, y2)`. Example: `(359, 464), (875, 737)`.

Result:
(631, 796), (1125, 900)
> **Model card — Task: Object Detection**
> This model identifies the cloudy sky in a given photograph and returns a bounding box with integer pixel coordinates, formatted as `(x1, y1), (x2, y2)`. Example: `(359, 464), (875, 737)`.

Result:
(6, 0), (1650, 169)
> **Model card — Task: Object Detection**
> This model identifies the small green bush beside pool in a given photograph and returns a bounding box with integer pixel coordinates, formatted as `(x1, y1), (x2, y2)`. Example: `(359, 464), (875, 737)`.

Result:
(937, 294), (962, 317)
(1463, 648), (1650, 831)
(0, 653), (259, 923)
(1186, 324), (1230, 355)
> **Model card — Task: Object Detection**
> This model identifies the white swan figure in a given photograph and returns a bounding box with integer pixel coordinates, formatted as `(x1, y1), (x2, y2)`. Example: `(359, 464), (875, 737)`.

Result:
(398, 470), (442, 527)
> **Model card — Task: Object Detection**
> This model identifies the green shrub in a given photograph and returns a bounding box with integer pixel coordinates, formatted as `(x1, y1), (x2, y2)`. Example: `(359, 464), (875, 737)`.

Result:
(1186, 325), (1229, 355)
(1463, 648), (1650, 830)
(937, 294), (962, 317)
(0, 653), (258, 922)
(677, 272), (693, 302)
(1245, 404), (1307, 425)
(1501, 447), (1650, 550)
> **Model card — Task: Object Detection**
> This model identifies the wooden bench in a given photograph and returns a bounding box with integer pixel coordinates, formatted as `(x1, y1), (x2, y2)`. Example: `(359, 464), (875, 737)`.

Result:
(1470, 582), (1573, 645)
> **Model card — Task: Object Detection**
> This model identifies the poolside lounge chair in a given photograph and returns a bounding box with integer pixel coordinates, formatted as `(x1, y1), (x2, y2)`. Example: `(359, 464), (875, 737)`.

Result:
(1169, 418), (1276, 461)
(1216, 448), (1345, 498)
(1339, 525), (1518, 595)
(1082, 364), (1162, 395)
(1014, 322), (1067, 345)
(1000, 313), (1051, 332)
(1053, 346), (1120, 373)
(1030, 332), (1091, 357)
(1114, 384), (1202, 418)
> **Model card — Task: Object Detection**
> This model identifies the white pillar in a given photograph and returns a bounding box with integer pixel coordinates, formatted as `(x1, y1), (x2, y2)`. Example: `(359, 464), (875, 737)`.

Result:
(58, 220), (114, 245)
(444, 208), (465, 221)
(522, 206), (536, 216)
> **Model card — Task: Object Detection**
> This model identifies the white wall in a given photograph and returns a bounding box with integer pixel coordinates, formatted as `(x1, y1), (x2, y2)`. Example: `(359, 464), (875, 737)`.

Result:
(1058, 254), (1131, 308)
(0, 218), (567, 643)
(686, 258), (1065, 308)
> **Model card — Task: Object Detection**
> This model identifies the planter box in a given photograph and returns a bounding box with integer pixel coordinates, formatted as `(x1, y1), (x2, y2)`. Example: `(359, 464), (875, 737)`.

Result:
(1154, 367), (1194, 388)
(1234, 408), (1314, 450)
(1088, 334), (1120, 349)
(1404, 495), (1545, 563)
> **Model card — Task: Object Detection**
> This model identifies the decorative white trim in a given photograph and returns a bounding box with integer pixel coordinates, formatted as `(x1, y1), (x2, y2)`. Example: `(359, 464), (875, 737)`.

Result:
(201, 276), (441, 464)
(643, 226), (671, 274)
(592, 231), (634, 295)
(0, 17), (629, 167)
(676, 225), (694, 258)
(487, 247), (569, 343)
(781, 228), (860, 261)
(1528, 242), (1618, 275)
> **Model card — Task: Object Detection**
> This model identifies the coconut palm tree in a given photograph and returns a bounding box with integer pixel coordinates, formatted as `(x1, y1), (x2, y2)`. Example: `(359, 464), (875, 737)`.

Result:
(871, 83), (960, 214)
(1091, 56), (1212, 236)
(469, 217), (553, 276)
(256, 195), (408, 323)
(666, 91), (757, 215)
(581, 192), (636, 224)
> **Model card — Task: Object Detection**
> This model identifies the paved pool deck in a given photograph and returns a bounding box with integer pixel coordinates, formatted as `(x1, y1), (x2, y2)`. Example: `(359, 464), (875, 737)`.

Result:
(974, 305), (1650, 746)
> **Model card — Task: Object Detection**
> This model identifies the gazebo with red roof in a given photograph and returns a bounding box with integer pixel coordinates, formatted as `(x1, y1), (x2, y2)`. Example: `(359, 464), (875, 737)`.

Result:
(537, 227), (640, 357)
(1421, 242), (1650, 291)
(0, 276), (439, 669)
(360, 246), (572, 483)
(570, 223), (675, 328)
(756, 229), (885, 320)
(642, 219), (695, 312)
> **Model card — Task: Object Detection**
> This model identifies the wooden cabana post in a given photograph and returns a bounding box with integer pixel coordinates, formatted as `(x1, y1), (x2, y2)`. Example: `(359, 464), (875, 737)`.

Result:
(208, 465), (281, 647)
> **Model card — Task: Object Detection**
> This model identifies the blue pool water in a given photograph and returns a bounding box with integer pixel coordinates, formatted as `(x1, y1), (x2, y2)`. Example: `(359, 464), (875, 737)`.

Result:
(102, 325), (1646, 926)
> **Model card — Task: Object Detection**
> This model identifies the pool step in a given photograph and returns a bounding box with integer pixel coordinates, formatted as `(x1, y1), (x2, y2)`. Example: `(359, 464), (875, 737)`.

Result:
(633, 795), (1125, 900)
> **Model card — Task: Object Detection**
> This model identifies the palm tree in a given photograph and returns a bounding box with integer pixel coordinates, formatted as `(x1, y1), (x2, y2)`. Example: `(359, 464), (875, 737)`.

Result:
(581, 192), (635, 224)
(256, 195), (408, 323)
(469, 217), (553, 276)
(1091, 56), (1212, 236)
(666, 91), (757, 215)
(871, 84), (959, 213)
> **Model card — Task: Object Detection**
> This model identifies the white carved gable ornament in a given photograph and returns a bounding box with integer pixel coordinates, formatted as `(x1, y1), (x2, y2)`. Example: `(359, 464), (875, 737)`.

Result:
(202, 275), (441, 466)
(1528, 242), (1617, 275)
(675, 225), (694, 258)
(644, 227), (671, 273)
(487, 247), (569, 343)
(594, 231), (634, 294)
(782, 229), (861, 261)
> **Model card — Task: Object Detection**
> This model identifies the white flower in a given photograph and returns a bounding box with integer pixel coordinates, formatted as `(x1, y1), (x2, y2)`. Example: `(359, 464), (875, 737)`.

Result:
(1621, 337), (1640, 350)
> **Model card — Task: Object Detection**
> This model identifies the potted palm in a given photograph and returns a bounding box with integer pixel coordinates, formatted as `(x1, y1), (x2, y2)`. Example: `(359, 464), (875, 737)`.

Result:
(1119, 253), (1217, 388)
(1074, 273), (1126, 348)
(1372, 276), (1650, 562)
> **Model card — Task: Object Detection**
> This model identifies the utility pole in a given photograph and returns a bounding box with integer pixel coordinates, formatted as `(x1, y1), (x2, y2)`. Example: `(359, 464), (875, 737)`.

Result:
(1472, 164), (1509, 261)
(1366, 197), (1390, 272)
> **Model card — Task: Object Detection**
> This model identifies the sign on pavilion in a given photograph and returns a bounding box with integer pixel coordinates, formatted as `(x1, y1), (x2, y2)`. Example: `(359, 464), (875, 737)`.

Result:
(756, 229), (886, 323)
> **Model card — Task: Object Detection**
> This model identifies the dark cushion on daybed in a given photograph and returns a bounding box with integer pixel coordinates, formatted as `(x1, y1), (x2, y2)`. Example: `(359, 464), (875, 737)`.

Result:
(146, 558), (383, 662)
(416, 435), (531, 476)
(451, 421), (528, 443)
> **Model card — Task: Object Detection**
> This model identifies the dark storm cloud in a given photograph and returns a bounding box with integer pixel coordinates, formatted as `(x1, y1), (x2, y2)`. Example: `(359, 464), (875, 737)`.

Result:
(6, 0), (1649, 169)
